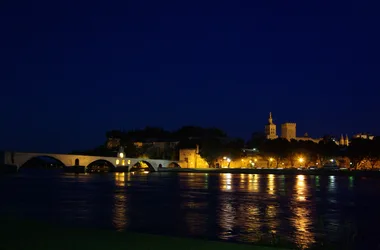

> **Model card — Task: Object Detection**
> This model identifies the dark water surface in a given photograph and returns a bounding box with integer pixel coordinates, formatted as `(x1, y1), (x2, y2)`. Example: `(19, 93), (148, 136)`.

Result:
(1, 170), (380, 249)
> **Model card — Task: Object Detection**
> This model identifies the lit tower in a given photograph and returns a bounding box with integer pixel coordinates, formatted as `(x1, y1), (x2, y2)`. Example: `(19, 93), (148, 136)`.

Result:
(345, 134), (350, 146)
(265, 112), (278, 140)
(281, 123), (297, 140)
(339, 134), (345, 146)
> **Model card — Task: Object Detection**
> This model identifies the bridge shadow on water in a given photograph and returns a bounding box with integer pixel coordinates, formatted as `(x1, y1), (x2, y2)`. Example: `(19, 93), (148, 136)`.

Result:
(1, 171), (380, 250)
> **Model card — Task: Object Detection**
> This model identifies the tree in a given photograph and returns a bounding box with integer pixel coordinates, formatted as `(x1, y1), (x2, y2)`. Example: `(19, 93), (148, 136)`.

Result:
(199, 137), (224, 167)
(297, 140), (319, 167)
(222, 138), (245, 160)
(261, 138), (290, 168)
(316, 140), (339, 165)
(246, 132), (266, 149)
(366, 137), (380, 169)
(346, 138), (371, 169)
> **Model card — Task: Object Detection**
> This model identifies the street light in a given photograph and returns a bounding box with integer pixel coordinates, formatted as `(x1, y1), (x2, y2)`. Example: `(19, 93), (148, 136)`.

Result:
(298, 157), (304, 163)
(269, 158), (274, 162)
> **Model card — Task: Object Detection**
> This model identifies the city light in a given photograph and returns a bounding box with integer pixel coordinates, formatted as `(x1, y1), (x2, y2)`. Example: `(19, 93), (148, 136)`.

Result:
(119, 152), (124, 158)
(269, 158), (274, 162)
(298, 157), (304, 163)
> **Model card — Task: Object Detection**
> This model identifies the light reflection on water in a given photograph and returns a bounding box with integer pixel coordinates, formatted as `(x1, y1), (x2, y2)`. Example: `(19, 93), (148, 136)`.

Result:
(267, 174), (275, 196)
(291, 175), (315, 249)
(113, 173), (128, 231)
(1, 171), (379, 249)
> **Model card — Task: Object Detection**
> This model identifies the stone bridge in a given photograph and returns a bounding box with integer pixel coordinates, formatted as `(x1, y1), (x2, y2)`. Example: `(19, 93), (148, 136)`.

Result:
(0, 151), (183, 172)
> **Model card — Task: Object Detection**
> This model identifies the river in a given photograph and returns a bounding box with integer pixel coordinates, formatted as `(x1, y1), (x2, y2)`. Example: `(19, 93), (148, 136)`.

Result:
(0, 170), (379, 249)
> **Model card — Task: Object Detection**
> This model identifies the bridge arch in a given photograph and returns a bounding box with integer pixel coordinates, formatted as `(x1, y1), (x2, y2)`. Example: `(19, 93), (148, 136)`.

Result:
(166, 162), (181, 168)
(130, 160), (155, 172)
(86, 159), (116, 173)
(20, 155), (66, 169)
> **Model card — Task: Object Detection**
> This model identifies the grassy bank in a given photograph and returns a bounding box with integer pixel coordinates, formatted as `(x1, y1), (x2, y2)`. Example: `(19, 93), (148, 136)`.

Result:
(158, 167), (380, 177)
(0, 217), (290, 250)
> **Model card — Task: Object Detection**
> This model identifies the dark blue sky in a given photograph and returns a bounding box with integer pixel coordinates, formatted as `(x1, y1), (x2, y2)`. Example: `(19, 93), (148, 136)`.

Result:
(0, 0), (379, 153)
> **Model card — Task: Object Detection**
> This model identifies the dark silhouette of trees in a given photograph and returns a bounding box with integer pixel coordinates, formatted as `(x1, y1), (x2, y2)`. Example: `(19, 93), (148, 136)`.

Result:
(199, 137), (224, 167)
(346, 138), (371, 169)
(246, 132), (266, 149)
(261, 138), (290, 168)
(368, 137), (380, 169)
(316, 140), (339, 165)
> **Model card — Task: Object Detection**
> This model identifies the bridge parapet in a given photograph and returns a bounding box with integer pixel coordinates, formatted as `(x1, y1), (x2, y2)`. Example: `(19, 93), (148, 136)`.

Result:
(1, 151), (182, 172)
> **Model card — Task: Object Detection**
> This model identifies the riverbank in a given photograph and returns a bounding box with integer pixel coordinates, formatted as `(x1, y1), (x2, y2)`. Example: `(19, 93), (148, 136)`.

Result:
(159, 167), (380, 177)
(0, 217), (289, 250)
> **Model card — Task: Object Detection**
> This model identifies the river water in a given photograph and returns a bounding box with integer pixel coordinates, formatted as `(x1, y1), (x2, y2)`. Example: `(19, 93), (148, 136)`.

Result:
(0, 170), (379, 249)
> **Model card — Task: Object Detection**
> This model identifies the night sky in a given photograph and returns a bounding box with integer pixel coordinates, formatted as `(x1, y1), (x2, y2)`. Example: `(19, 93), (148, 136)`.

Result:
(0, 0), (379, 153)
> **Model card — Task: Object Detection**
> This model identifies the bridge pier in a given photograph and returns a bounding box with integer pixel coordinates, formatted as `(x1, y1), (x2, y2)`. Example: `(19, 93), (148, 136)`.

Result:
(63, 165), (86, 173)
(114, 166), (129, 172)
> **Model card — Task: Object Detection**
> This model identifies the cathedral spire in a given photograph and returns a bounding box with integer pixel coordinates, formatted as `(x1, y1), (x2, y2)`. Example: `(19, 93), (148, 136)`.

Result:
(268, 112), (273, 124)
(340, 134), (344, 146)
(345, 134), (349, 146)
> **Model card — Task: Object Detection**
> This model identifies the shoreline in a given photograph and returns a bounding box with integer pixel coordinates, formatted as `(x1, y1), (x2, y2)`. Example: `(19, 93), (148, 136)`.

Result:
(158, 167), (380, 177)
(3, 165), (380, 178)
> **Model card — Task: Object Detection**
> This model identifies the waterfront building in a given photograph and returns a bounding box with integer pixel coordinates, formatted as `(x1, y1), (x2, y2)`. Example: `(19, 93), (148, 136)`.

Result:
(179, 147), (209, 168)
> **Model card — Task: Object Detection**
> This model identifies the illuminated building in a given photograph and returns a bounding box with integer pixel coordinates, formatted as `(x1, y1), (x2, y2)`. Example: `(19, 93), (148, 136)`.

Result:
(265, 112), (278, 139)
(179, 147), (209, 168)
(353, 133), (374, 140)
(281, 123), (296, 140)
(265, 113), (322, 143)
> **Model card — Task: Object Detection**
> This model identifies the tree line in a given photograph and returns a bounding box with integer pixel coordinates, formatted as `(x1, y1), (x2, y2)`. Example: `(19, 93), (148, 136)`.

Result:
(249, 136), (380, 169)
(71, 126), (380, 169)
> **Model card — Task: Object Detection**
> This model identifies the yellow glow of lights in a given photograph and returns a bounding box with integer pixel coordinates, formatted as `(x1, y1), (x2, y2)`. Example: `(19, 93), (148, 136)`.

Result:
(298, 157), (304, 163)
(122, 159), (125, 166)
(254, 158), (257, 162)
(119, 152), (124, 158)
(116, 159), (120, 165)
(297, 175), (305, 181)
(269, 158), (274, 162)
(127, 159), (131, 164)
